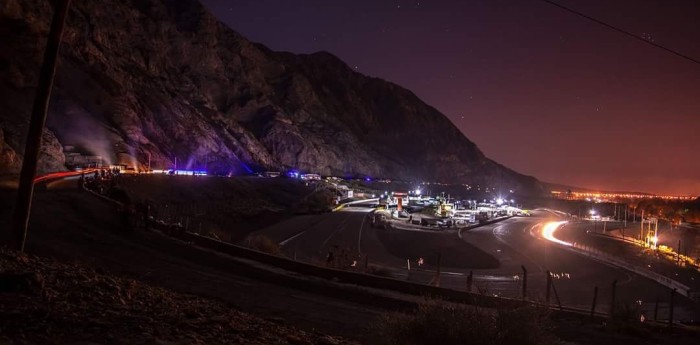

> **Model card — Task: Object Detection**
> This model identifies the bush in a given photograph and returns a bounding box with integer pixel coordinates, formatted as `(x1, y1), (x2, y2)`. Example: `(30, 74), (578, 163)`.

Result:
(245, 235), (283, 256)
(366, 264), (394, 278)
(373, 299), (557, 345)
(607, 302), (650, 336)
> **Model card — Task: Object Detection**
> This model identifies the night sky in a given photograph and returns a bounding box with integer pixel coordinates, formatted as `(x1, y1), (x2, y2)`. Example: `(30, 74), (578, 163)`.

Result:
(201, 0), (700, 196)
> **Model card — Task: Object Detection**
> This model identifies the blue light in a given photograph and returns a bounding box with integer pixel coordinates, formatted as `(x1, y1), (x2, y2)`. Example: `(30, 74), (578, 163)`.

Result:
(240, 162), (253, 173)
(172, 169), (207, 176)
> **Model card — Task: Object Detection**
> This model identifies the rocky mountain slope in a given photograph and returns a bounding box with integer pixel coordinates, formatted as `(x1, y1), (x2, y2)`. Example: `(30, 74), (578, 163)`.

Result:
(0, 0), (543, 194)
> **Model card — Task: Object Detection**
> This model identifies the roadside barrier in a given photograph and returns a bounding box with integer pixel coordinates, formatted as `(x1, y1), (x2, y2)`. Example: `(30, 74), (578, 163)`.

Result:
(568, 242), (693, 299)
(180, 230), (537, 309)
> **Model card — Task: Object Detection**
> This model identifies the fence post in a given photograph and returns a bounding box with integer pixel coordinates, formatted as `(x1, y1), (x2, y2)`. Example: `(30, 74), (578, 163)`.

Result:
(551, 277), (563, 310)
(610, 279), (617, 318)
(590, 286), (598, 317)
(434, 252), (442, 287)
(521, 265), (528, 300)
(653, 295), (659, 321)
(466, 270), (473, 293)
(545, 270), (551, 306)
(669, 288), (676, 328)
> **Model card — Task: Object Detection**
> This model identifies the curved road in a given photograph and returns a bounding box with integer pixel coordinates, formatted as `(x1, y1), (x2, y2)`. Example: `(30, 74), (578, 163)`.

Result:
(255, 208), (699, 321)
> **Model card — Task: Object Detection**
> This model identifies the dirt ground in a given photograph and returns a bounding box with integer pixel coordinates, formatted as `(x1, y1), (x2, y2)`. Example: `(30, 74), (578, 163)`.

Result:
(0, 247), (357, 345)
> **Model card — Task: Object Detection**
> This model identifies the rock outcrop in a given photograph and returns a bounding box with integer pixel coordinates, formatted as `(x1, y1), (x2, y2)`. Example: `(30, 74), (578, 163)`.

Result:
(0, 0), (543, 194)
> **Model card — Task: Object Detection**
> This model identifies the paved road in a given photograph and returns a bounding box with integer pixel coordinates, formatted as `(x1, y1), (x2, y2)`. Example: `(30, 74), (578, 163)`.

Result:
(255, 207), (700, 321)
(461, 211), (700, 320)
(252, 206), (404, 267)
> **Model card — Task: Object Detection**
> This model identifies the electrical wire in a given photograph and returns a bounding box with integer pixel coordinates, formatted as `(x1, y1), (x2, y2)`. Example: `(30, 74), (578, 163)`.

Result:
(541, 0), (700, 66)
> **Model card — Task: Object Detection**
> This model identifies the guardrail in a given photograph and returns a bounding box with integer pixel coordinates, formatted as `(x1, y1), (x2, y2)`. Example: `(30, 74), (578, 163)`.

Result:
(568, 242), (693, 299)
(179, 231), (604, 315)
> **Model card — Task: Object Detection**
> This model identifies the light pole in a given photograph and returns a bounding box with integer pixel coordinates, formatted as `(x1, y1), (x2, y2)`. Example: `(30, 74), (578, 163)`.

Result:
(590, 209), (597, 233)
(10, 0), (72, 251)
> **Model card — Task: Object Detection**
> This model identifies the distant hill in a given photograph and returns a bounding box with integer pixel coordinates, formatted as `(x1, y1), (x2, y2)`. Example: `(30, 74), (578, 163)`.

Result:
(0, 0), (545, 195)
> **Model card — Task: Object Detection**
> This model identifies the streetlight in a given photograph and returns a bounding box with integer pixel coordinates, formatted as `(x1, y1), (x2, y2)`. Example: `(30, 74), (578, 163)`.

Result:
(590, 209), (597, 233)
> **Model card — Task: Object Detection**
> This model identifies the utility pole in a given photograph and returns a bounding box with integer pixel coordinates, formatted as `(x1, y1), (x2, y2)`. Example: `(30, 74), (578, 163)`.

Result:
(9, 0), (72, 252)
(640, 210), (644, 241)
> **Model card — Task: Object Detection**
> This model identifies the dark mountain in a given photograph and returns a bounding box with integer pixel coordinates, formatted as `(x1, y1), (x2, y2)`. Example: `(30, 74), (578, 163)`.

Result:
(0, 0), (544, 194)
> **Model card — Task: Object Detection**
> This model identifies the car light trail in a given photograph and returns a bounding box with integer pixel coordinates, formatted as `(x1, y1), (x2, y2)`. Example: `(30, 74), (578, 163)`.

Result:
(541, 221), (571, 246)
(33, 169), (99, 183)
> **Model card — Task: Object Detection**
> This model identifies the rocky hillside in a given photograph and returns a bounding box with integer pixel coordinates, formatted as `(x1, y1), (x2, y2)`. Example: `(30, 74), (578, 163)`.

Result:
(0, 0), (543, 194)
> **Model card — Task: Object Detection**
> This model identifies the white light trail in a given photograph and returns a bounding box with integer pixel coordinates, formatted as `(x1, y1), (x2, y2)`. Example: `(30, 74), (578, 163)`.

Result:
(541, 221), (571, 246)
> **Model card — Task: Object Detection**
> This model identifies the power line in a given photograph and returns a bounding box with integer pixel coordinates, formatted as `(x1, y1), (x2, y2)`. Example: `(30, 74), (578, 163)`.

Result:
(541, 0), (700, 66)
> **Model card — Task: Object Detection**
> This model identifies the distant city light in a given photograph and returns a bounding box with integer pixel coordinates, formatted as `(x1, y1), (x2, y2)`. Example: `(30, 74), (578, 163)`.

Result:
(551, 190), (695, 201)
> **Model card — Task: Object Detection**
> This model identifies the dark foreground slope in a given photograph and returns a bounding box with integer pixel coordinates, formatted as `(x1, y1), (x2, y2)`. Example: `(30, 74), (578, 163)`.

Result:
(0, 247), (357, 345)
(0, 0), (542, 194)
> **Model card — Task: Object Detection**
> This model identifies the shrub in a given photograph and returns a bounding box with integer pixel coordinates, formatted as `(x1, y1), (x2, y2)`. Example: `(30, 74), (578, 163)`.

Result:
(607, 302), (650, 337)
(366, 264), (394, 278)
(245, 235), (283, 256)
(374, 299), (557, 345)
